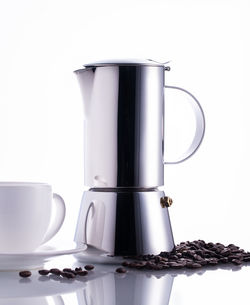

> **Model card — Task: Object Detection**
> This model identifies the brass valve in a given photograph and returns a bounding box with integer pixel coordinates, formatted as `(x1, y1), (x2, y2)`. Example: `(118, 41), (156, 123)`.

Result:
(160, 196), (173, 208)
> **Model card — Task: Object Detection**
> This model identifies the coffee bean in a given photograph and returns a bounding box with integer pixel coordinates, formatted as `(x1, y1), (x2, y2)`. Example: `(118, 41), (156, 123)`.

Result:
(230, 250), (241, 254)
(63, 268), (76, 275)
(116, 267), (127, 273)
(228, 255), (242, 260)
(128, 262), (138, 268)
(232, 259), (243, 265)
(19, 271), (31, 278)
(195, 250), (203, 255)
(63, 268), (72, 272)
(207, 242), (214, 248)
(186, 263), (202, 269)
(193, 254), (203, 261)
(77, 270), (88, 276)
(243, 256), (250, 262)
(38, 269), (50, 276)
(135, 263), (146, 269)
(50, 268), (61, 276)
(207, 258), (218, 265)
(84, 265), (94, 271)
(168, 262), (183, 269)
(61, 272), (76, 279)
(154, 256), (162, 263)
(228, 244), (239, 249)
(169, 254), (178, 260)
(197, 259), (207, 266)
(218, 257), (229, 263)
(220, 249), (231, 256)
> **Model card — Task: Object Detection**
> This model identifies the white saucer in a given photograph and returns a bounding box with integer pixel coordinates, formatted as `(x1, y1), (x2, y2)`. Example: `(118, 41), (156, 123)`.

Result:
(0, 242), (87, 270)
(74, 245), (124, 264)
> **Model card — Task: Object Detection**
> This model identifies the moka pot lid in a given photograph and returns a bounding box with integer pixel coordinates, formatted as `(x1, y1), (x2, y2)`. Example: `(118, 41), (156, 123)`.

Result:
(83, 59), (170, 68)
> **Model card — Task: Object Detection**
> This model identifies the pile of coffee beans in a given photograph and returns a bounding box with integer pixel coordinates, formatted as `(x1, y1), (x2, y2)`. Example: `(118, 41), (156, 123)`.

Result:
(19, 265), (94, 279)
(19, 241), (250, 278)
(122, 240), (250, 271)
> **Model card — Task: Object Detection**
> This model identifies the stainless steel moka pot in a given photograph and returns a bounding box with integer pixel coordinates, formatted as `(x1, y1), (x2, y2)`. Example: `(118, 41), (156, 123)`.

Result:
(74, 59), (205, 262)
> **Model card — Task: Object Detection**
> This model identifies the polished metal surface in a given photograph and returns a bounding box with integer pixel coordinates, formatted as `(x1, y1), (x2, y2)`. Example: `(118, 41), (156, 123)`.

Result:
(74, 59), (205, 260)
(82, 58), (166, 67)
(75, 63), (165, 188)
(74, 59), (205, 188)
(74, 189), (174, 258)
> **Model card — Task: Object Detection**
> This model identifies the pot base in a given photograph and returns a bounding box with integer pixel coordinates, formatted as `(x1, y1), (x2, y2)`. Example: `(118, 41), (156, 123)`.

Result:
(74, 189), (174, 261)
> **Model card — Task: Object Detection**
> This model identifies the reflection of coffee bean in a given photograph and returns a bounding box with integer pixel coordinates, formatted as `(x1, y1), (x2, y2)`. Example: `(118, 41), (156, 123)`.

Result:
(38, 276), (50, 282)
(116, 267), (127, 273)
(85, 264), (94, 271)
(38, 269), (50, 275)
(19, 271), (32, 278)
(50, 268), (61, 276)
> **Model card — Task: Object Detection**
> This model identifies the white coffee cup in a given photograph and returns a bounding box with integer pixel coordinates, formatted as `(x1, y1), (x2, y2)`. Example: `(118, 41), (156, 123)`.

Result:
(0, 182), (66, 253)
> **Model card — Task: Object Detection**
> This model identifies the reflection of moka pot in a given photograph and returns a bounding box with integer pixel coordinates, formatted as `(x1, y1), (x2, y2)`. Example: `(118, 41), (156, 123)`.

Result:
(76, 268), (174, 305)
(74, 59), (205, 260)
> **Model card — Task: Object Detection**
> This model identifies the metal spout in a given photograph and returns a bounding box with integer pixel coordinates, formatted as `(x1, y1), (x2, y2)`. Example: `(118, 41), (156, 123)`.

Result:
(74, 67), (95, 118)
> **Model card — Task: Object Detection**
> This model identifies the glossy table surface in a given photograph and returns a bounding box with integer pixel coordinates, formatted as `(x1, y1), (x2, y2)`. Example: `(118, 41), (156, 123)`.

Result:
(0, 255), (249, 305)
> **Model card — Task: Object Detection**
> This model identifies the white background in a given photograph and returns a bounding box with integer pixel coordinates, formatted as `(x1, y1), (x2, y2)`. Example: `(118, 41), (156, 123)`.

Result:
(0, 0), (250, 250)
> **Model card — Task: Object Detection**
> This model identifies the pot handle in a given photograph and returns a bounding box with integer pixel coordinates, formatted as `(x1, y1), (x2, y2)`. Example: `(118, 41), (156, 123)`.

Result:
(164, 85), (205, 164)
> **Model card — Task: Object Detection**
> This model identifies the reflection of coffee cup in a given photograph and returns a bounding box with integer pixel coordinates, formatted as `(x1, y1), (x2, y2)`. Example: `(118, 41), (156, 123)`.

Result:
(0, 182), (65, 253)
(0, 295), (64, 305)
(0, 297), (52, 305)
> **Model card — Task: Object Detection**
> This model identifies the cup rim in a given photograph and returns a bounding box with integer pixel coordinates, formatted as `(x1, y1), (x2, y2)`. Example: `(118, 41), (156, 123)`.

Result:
(0, 182), (51, 187)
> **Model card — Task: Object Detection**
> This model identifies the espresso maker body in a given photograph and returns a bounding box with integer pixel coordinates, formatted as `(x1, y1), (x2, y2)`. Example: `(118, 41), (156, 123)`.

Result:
(74, 59), (205, 261)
